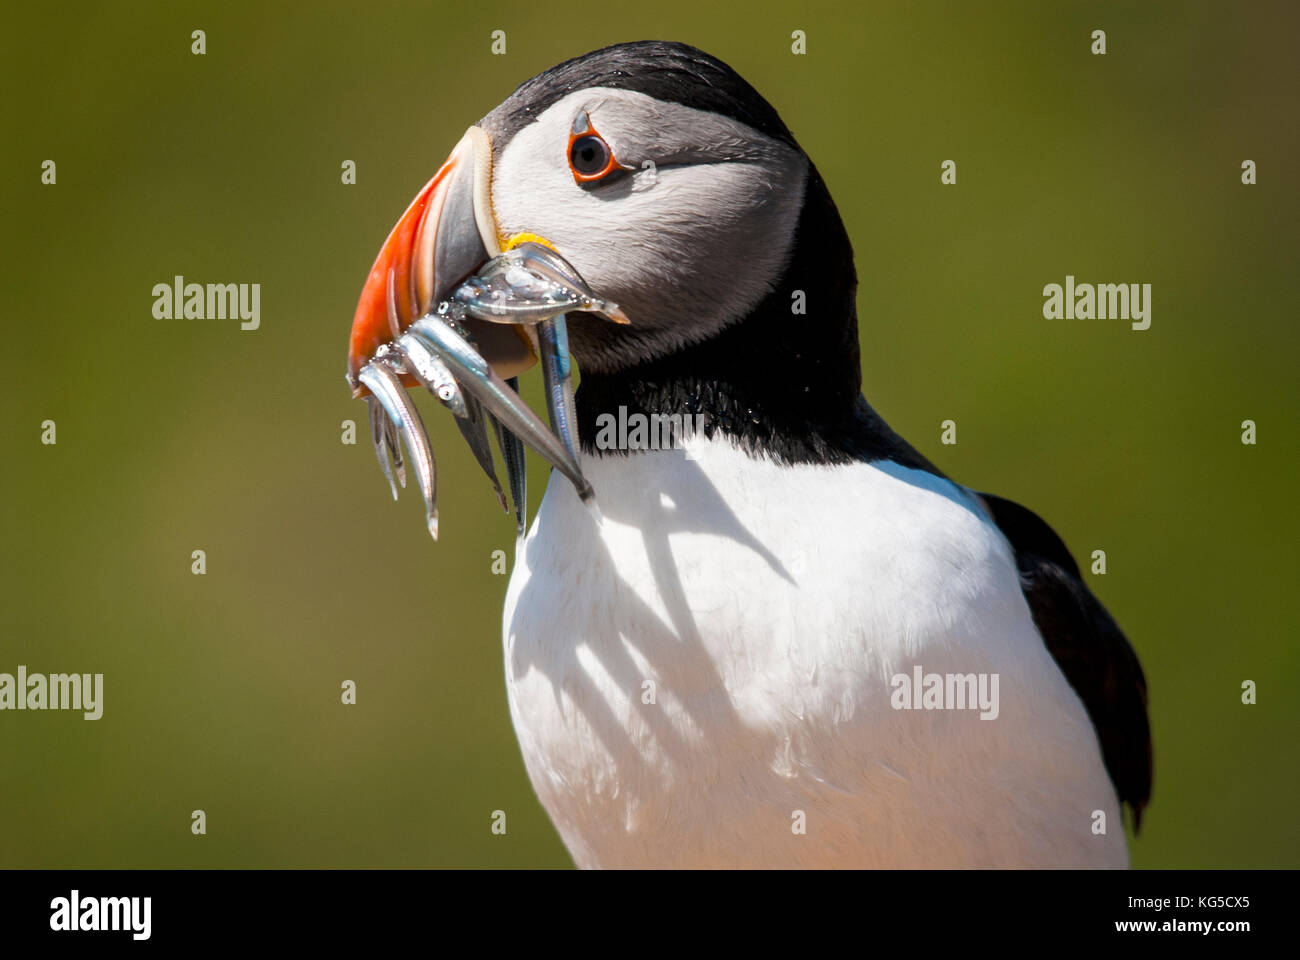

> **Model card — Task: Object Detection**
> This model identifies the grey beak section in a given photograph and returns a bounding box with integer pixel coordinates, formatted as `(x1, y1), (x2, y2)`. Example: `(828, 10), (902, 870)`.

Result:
(431, 148), (491, 310)
(408, 316), (594, 503)
(417, 127), (536, 380)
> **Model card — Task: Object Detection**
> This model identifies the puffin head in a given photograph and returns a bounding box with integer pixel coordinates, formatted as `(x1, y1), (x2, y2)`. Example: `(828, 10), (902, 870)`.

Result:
(476, 42), (819, 376)
(348, 42), (863, 534)
(351, 39), (857, 380)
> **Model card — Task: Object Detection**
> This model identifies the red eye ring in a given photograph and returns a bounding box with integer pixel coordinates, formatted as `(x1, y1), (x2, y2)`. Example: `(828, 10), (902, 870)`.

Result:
(568, 111), (623, 184)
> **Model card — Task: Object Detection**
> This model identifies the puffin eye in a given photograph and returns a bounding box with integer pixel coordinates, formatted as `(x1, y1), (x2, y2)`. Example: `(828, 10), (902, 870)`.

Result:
(570, 135), (610, 176)
(567, 110), (623, 184)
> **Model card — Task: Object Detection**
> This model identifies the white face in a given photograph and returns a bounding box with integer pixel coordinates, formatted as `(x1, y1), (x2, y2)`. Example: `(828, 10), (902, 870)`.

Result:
(489, 87), (808, 372)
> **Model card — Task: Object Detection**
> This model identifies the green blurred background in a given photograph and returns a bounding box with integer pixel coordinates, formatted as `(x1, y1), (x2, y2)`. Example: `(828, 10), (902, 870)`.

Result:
(1, 0), (1296, 868)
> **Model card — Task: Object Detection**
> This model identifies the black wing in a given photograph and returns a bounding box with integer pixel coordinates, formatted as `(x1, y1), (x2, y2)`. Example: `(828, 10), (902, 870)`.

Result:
(979, 493), (1153, 831)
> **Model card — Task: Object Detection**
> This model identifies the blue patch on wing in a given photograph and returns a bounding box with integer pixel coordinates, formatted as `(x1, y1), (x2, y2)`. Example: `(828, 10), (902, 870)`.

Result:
(871, 459), (989, 524)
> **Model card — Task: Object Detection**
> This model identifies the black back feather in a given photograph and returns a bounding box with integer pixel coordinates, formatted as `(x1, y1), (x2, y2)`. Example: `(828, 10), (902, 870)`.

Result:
(980, 493), (1154, 831)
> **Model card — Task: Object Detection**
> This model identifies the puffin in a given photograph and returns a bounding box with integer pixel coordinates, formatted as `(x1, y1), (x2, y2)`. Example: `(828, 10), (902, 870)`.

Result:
(345, 41), (1152, 868)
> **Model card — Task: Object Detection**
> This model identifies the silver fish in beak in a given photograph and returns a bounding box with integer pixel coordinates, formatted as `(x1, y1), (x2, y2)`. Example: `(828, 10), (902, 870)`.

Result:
(451, 242), (629, 327)
(346, 126), (624, 538)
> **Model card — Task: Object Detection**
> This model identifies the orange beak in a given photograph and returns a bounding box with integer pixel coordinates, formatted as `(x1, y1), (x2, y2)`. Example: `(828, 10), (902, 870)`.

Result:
(346, 126), (536, 397)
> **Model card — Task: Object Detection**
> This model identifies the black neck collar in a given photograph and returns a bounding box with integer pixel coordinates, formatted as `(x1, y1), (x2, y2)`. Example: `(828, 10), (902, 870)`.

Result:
(576, 167), (914, 467)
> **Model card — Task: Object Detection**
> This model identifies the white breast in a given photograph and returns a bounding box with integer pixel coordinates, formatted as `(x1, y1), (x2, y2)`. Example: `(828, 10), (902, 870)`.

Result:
(502, 435), (1126, 868)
